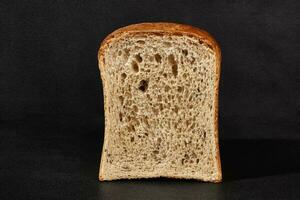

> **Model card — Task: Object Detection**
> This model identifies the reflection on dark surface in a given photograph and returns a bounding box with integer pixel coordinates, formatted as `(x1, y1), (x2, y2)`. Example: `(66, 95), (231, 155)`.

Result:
(98, 179), (223, 200)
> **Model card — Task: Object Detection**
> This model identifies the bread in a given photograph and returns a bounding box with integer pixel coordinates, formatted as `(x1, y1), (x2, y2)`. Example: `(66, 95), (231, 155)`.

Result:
(98, 23), (222, 182)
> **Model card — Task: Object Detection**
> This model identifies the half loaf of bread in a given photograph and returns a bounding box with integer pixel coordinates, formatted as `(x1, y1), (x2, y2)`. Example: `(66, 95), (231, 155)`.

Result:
(98, 23), (222, 182)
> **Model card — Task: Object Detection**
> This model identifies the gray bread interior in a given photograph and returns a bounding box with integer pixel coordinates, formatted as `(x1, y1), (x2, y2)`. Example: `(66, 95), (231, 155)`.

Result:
(99, 31), (221, 182)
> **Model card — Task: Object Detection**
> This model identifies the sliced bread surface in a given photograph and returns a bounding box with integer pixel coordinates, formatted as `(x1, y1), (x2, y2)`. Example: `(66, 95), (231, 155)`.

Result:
(98, 23), (222, 182)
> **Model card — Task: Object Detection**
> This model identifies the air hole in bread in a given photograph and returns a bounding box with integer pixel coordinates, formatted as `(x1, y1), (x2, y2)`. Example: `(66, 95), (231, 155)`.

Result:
(154, 53), (162, 63)
(157, 137), (162, 143)
(191, 57), (195, 64)
(146, 94), (151, 100)
(135, 54), (143, 63)
(172, 64), (178, 77)
(123, 48), (130, 60)
(168, 54), (178, 77)
(191, 152), (197, 158)
(132, 61), (139, 72)
(177, 86), (183, 93)
(190, 123), (195, 129)
(153, 150), (159, 154)
(207, 44), (213, 50)
(163, 42), (171, 47)
(130, 136), (134, 142)
(174, 122), (178, 129)
(152, 108), (159, 115)
(182, 49), (188, 56)
(143, 116), (149, 127)
(157, 95), (162, 102)
(119, 112), (123, 122)
(174, 106), (179, 114)
(133, 105), (138, 112)
(138, 80), (148, 92)
(164, 98), (168, 104)
(128, 124), (135, 132)
(159, 104), (163, 111)
(122, 166), (130, 171)
(164, 85), (171, 92)
(185, 120), (190, 127)
(121, 73), (127, 81)
(134, 118), (140, 126)
(137, 40), (145, 44)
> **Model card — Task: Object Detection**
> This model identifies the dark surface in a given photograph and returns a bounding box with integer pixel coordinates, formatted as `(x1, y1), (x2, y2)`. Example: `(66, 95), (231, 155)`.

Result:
(1, 0), (300, 199)
(1, 116), (300, 200)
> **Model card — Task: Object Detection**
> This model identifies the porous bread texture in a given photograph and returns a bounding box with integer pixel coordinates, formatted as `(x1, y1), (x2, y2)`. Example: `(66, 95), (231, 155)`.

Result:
(99, 25), (221, 182)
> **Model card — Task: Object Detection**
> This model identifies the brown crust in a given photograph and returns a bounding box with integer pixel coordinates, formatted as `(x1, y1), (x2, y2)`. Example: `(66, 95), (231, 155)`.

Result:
(98, 22), (222, 183)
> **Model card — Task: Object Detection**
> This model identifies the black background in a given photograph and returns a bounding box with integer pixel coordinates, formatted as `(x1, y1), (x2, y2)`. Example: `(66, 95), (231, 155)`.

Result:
(1, 0), (300, 199)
